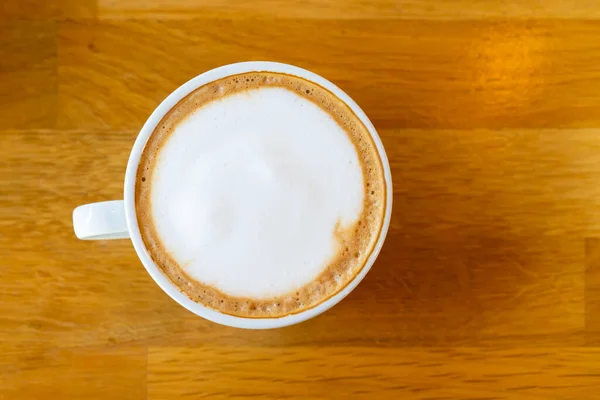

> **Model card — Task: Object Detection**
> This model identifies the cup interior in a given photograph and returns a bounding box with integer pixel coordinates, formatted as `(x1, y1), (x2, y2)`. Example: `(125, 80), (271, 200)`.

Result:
(123, 62), (393, 329)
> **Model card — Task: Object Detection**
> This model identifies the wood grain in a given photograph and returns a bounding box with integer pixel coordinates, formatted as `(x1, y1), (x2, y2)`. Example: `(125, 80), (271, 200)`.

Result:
(3, 0), (600, 398)
(586, 239), (600, 345)
(0, 0), (96, 20)
(148, 347), (600, 399)
(98, 0), (600, 19)
(0, 22), (57, 129)
(57, 19), (600, 130)
(1, 346), (146, 400)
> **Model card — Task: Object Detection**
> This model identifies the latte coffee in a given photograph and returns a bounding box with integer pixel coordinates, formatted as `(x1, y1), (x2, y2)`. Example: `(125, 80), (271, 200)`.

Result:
(135, 72), (386, 318)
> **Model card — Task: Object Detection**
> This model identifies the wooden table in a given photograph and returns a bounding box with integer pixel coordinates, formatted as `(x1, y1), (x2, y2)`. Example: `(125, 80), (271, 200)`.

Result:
(2, 1), (600, 398)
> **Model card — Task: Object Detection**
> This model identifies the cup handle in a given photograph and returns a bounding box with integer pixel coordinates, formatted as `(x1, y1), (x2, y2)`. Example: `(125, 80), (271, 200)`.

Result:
(73, 200), (130, 240)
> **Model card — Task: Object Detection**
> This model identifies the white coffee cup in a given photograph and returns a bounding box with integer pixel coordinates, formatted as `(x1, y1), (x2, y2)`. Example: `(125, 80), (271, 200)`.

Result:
(72, 62), (393, 329)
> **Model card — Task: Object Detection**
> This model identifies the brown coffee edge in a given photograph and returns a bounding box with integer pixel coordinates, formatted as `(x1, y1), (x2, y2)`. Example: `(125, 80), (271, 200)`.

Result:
(135, 71), (387, 318)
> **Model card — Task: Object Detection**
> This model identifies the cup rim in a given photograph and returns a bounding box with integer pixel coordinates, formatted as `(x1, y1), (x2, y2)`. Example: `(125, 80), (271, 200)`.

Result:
(123, 61), (393, 329)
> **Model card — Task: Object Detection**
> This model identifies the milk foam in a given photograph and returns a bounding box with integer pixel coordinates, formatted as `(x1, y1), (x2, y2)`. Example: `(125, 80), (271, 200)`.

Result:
(151, 87), (364, 299)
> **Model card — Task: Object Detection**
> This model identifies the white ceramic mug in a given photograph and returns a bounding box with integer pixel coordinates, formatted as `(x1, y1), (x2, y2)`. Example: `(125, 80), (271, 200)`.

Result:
(72, 62), (393, 329)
